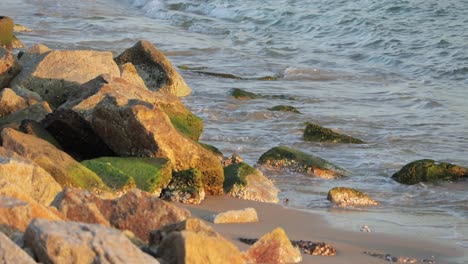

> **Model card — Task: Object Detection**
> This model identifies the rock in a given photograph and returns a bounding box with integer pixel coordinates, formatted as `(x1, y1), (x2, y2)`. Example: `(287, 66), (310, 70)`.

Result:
(257, 146), (347, 179)
(11, 49), (120, 107)
(13, 24), (32, 32)
(161, 168), (205, 204)
(1, 128), (107, 190)
(11, 35), (24, 49)
(62, 75), (203, 141)
(149, 217), (245, 264)
(10, 84), (43, 105)
(0, 47), (21, 88)
(210, 207), (258, 224)
(41, 109), (115, 160)
(224, 162), (279, 203)
(0, 87), (27, 117)
(245, 227), (302, 264)
(230, 88), (260, 100)
(0, 101), (51, 129)
(303, 122), (365, 144)
(221, 153), (243, 167)
(19, 119), (63, 149)
(0, 155), (62, 206)
(327, 187), (378, 207)
(392, 159), (468, 184)
(119, 62), (147, 89)
(268, 105), (301, 114)
(0, 17), (14, 49)
(114, 40), (191, 97)
(24, 219), (159, 264)
(240, 238), (337, 256)
(82, 157), (172, 194)
(0, 232), (36, 264)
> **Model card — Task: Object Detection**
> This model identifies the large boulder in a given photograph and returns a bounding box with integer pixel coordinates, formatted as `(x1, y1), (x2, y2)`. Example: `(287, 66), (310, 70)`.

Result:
(209, 208), (259, 224)
(0, 232), (36, 264)
(119, 62), (147, 89)
(19, 119), (63, 149)
(11, 49), (120, 107)
(303, 122), (365, 144)
(0, 47), (21, 88)
(327, 187), (378, 207)
(24, 219), (159, 264)
(0, 17), (14, 49)
(257, 146), (347, 179)
(0, 87), (27, 117)
(114, 40), (191, 97)
(1, 128), (107, 190)
(0, 101), (52, 129)
(392, 159), (468, 184)
(62, 75), (203, 141)
(224, 162), (279, 203)
(149, 218), (245, 264)
(161, 168), (205, 204)
(82, 157), (172, 195)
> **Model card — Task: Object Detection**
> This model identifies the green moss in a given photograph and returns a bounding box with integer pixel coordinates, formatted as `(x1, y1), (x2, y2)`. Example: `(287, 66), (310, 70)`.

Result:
(168, 113), (203, 141)
(392, 159), (468, 185)
(223, 162), (258, 192)
(199, 142), (223, 157)
(230, 88), (261, 100)
(66, 164), (109, 190)
(82, 157), (172, 193)
(0, 16), (14, 48)
(170, 168), (204, 194)
(268, 105), (301, 114)
(303, 122), (365, 144)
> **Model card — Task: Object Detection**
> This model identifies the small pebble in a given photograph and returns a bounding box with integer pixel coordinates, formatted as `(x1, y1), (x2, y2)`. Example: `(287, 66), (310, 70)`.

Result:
(360, 225), (371, 232)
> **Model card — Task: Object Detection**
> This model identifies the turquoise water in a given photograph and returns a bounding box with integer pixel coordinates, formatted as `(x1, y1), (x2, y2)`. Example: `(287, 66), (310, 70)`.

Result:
(3, 0), (468, 260)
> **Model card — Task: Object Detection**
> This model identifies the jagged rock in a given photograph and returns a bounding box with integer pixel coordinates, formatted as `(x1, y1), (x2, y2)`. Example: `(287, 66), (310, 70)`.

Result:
(268, 105), (301, 114)
(119, 62), (147, 89)
(327, 187), (378, 207)
(24, 219), (159, 264)
(41, 109), (115, 160)
(114, 40), (191, 96)
(13, 24), (32, 33)
(0, 101), (51, 129)
(0, 17), (14, 50)
(149, 218), (245, 264)
(209, 207), (258, 224)
(221, 153), (243, 167)
(0, 232), (36, 264)
(61, 75), (203, 141)
(245, 227), (302, 264)
(0, 155), (62, 206)
(0, 87), (27, 117)
(200, 143), (224, 161)
(19, 120), (63, 149)
(1, 128), (107, 190)
(230, 88), (261, 100)
(224, 162), (279, 203)
(10, 84), (43, 105)
(161, 168), (205, 204)
(11, 49), (120, 107)
(257, 146), (347, 179)
(392, 159), (468, 184)
(303, 122), (365, 144)
(0, 47), (21, 88)
(82, 157), (172, 194)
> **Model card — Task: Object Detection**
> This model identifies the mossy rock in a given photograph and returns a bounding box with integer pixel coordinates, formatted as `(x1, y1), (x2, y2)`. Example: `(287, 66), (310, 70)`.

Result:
(223, 162), (258, 192)
(0, 16), (14, 48)
(199, 142), (223, 158)
(82, 157), (172, 194)
(327, 187), (378, 207)
(392, 159), (468, 185)
(268, 105), (301, 114)
(161, 168), (205, 204)
(257, 146), (346, 179)
(303, 122), (365, 144)
(159, 106), (203, 141)
(230, 88), (261, 100)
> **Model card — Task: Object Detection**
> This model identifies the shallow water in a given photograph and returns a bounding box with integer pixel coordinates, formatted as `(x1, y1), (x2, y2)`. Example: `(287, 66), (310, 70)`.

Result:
(3, 0), (468, 260)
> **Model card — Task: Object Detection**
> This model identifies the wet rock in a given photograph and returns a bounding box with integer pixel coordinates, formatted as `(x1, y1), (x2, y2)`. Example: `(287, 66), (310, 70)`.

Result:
(114, 40), (191, 97)
(392, 159), (468, 184)
(24, 219), (159, 264)
(1, 128), (107, 190)
(119, 62), (147, 89)
(0, 232), (36, 264)
(0, 16), (14, 49)
(161, 168), (205, 204)
(268, 105), (301, 114)
(82, 157), (172, 194)
(230, 88), (260, 100)
(221, 153), (243, 167)
(149, 217), (244, 264)
(13, 24), (32, 32)
(224, 162), (279, 203)
(0, 155), (62, 206)
(0, 87), (27, 117)
(11, 49), (120, 107)
(257, 146), (347, 179)
(327, 187), (378, 207)
(209, 207), (258, 224)
(19, 120), (63, 149)
(0, 47), (21, 88)
(363, 251), (429, 263)
(303, 122), (365, 143)
(41, 109), (115, 160)
(0, 101), (52, 129)
(245, 227), (302, 264)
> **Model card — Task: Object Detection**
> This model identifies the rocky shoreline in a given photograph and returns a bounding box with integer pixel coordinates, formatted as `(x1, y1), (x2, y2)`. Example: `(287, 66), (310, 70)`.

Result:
(1, 16), (467, 263)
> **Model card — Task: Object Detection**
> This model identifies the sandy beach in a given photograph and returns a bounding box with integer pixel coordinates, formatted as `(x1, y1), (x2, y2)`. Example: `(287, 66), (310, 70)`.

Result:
(178, 196), (465, 264)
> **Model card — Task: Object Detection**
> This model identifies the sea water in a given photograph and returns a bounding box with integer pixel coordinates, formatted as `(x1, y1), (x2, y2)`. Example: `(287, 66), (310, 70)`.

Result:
(3, 0), (468, 261)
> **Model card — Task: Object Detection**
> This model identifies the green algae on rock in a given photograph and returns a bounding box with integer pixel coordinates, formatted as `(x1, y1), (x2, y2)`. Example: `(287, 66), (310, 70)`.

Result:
(161, 168), (205, 204)
(230, 88), (261, 100)
(0, 17), (14, 49)
(82, 157), (172, 194)
(257, 146), (347, 179)
(268, 105), (301, 114)
(160, 107), (203, 141)
(392, 159), (468, 185)
(303, 122), (365, 144)
(327, 187), (378, 207)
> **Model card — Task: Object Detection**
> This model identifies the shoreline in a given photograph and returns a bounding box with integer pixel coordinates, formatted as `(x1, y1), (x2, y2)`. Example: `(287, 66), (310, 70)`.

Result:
(178, 195), (466, 264)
